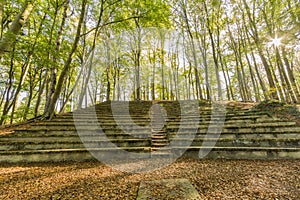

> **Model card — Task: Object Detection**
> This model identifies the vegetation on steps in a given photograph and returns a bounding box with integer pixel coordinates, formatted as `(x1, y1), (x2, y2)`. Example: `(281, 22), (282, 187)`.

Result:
(252, 100), (300, 125)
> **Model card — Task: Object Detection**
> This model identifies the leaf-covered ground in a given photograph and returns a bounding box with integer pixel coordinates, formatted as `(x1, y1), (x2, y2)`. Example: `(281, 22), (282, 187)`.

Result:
(0, 158), (299, 200)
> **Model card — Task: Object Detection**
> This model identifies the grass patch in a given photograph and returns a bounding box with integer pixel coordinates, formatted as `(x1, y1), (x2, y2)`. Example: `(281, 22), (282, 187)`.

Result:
(252, 100), (300, 124)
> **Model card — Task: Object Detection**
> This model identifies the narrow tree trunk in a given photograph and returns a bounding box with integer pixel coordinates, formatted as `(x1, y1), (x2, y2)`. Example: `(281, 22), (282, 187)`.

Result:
(0, 47), (15, 124)
(23, 72), (34, 120)
(106, 38), (111, 101)
(244, 52), (260, 101)
(34, 69), (47, 117)
(151, 50), (156, 100)
(207, 28), (222, 100)
(160, 46), (165, 100)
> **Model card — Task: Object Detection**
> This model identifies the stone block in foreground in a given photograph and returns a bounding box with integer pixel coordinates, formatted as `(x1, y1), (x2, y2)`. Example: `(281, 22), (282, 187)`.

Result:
(136, 178), (201, 200)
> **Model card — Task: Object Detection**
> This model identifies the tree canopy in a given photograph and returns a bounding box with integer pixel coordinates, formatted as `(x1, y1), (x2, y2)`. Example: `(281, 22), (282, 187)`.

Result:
(0, 0), (299, 124)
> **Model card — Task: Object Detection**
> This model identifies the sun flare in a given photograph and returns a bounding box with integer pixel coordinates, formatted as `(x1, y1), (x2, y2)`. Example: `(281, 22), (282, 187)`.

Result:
(269, 37), (282, 47)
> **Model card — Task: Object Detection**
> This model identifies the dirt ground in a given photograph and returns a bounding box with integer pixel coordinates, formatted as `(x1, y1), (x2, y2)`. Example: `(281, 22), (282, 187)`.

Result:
(0, 158), (299, 200)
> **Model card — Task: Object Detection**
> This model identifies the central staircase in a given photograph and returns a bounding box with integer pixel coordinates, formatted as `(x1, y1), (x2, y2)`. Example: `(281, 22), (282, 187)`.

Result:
(150, 103), (170, 157)
(0, 101), (299, 163)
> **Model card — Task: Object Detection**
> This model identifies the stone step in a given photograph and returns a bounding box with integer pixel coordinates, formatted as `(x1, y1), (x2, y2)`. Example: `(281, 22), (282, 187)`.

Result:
(168, 126), (300, 134)
(62, 107), (267, 115)
(167, 121), (296, 129)
(18, 126), (152, 132)
(0, 147), (151, 163)
(151, 138), (169, 142)
(59, 111), (269, 117)
(47, 114), (271, 124)
(176, 146), (300, 159)
(34, 116), (280, 125)
(16, 121), (296, 133)
(170, 138), (299, 148)
(152, 139), (169, 144)
(150, 151), (172, 158)
(0, 138), (150, 150)
(167, 118), (283, 124)
(5, 130), (151, 138)
(0, 145), (298, 163)
(151, 136), (167, 140)
(10, 127), (300, 139)
(150, 146), (172, 158)
(170, 133), (300, 140)
(152, 143), (168, 148)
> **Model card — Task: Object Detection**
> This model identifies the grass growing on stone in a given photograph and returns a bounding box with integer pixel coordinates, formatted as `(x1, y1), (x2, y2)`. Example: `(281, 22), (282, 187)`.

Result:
(252, 100), (300, 125)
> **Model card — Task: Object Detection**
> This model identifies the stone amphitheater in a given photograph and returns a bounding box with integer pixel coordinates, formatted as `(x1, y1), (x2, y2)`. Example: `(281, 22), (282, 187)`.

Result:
(0, 100), (299, 163)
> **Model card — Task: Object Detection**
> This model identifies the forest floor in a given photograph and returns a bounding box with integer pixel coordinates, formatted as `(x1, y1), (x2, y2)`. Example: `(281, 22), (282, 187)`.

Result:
(0, 158), (299, 199)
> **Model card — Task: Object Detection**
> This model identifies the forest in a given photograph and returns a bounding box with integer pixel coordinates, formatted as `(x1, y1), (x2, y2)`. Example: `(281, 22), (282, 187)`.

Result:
(0, 0), (299, 124)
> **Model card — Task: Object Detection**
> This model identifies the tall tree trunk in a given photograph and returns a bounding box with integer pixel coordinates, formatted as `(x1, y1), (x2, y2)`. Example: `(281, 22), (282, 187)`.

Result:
(242, 0), (279, 100)
(181, 2), (202, 100)
(282, 47), (300, 102)
(8, 54), (32, 123)
(160, 36), (165, 100)
(0, 45), (15, 124)
(34, 69), (47, 117)
(0, 0), (34, 57)
(244, 27), (268, 100)
(105, 37), (111, 102)
(78, 1), (104, 106)
(45, 0), (87, 119)
(7, 11), (46, 122)
(45, 0), (69, 113)
(23, 80), (34, 120)
(151, 50), (156, 100)
(196, 31), (211, 101)
(244, 52), (260, 101)
(0, 0), (4, 39)
(59, 59), (85, 113)
(134, 22), (142, 101)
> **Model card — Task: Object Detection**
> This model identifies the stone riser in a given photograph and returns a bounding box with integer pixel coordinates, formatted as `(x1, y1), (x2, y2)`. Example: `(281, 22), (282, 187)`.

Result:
(56, 113), (268, 119)
(0, 147), (298, 163)
(39, 118), (272, 126)
(1, 136), (298, 151)
(6, 132), (151, 140)
(16, 122), (297, 134)
(171, 139), (300, 148)
(30, 118), (284, 127)
(0, 148), (150, 163)
(0, 139), (150, 151)
(48, 116), (271, 125)
(8, 129), (300, 140)
(180, 148), (300, 159)
(167, 126), (300, 134)
(170, 133), (300, 139)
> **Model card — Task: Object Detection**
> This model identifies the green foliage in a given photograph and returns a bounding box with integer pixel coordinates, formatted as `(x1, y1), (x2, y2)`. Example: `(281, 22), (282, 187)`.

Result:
(0, 0), (299, 125)
(114, 0), (171, 29)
